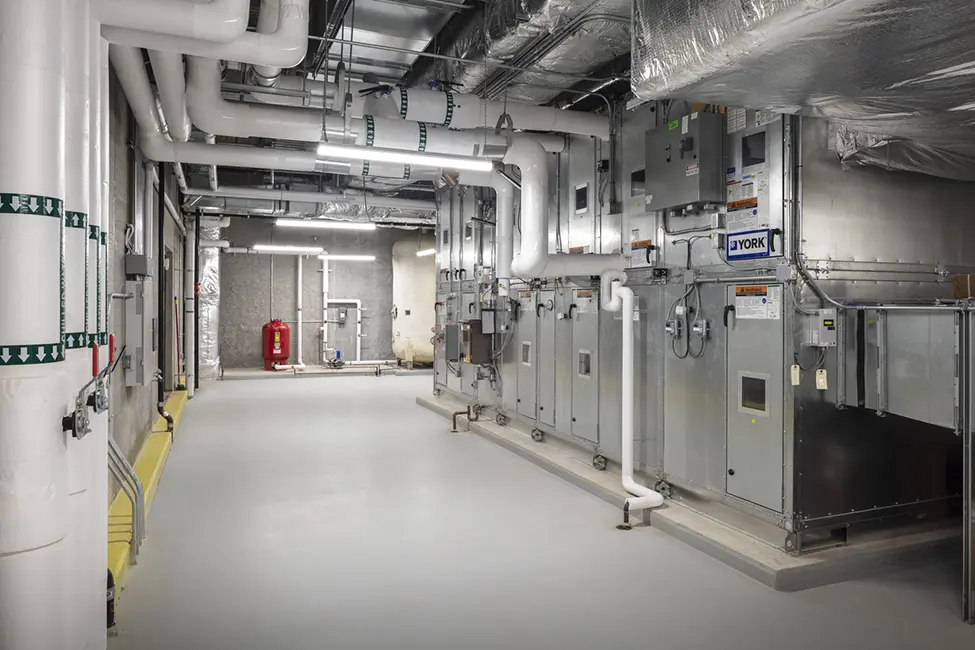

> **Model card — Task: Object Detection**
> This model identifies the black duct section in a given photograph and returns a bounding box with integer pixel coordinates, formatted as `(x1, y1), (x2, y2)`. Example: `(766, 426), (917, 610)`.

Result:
(193, 214), (200, 392)
(157, 164), (173, 432)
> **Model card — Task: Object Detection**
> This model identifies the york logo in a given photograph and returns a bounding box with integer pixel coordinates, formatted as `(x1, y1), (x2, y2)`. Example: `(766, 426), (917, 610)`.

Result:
(727, 229), (771, 259)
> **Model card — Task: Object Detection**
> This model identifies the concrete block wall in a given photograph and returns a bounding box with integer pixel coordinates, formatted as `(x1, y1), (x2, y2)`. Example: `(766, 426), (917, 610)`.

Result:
(108, 70), (186, 468)
(219, 218), (419, 368)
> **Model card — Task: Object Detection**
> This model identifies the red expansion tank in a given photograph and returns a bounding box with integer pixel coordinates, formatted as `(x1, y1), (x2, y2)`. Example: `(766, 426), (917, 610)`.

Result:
(262, 320), (291, 370)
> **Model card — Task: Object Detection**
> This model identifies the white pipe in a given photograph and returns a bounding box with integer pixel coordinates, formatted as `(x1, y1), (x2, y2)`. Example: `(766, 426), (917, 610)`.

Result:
(605, 280), (664, 513)
(148, 50), (191, 142)
(327, 299), (362, 362)
(0, 1), (69, 649)
(184, 220), (196, 398)
(256, 78), (609, 139)
(205, 133), (219, 190)
(102, 0), (310, 69)
(321, 257), (329, 364)
(187, 56), (324, 142)
(199, 216), (232, 228)
(94, 0), (249, 42)
(152, 166), (186, 235)
(183, 186), (437, 212)
(296, 254), (303, 366)
(505, 138), (623, 279)
(252, 0), (283, 86)
(200, 239), (230, 248)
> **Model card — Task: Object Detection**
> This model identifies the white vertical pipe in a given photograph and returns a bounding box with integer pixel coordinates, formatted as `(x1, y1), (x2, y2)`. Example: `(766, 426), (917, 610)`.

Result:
(147, 50), (191, 142)
(296, 254), (303, 366)
(64, 0), (95, 646)
(252, 0), (283, 86)
(0, 1), (69, 649)
(184, 220), (196, 397)
(604, 278), (664, 514)
(321, 258), (329, 364)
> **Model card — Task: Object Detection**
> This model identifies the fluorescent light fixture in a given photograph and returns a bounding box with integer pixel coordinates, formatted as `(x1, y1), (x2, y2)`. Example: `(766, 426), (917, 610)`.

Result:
(318, 254), (376, 262)
(416, 248), (437, 257)
(317, 142), (495, 172)
(252, 244), (324, 254)
(276, 218), (376, 231)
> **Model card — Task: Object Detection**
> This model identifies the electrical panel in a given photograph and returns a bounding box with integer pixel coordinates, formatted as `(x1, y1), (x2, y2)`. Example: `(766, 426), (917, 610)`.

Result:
(803, 308), (838, 347)
(461, 320), (492, 365)
(444, 323), (461, 362)
(644, 111), (724, 212)
(124, 279), (154, 387)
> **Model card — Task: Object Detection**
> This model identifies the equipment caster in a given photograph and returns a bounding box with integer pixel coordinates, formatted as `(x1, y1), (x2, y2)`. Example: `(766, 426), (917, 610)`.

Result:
(496, 413), (509, 426)
(653, 480), (673, 499)
(592, 454), (608, 471)
(531, 428), (544, 443)
(433, 388), (442, 397)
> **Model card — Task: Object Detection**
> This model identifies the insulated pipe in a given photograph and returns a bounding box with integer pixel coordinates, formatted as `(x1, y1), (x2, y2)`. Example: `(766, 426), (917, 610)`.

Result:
(504, 138), (623, 279)
(254, 78), (610, 139)
(64, 2), (95, 646)
(606, 280), (664, 515)
(205, 134), (219, 190)
(183, 186), (437, 212)
(252, 0), (283, 87)
(94, 0), (249, 43)
(148, 51), (191, 142)
(102, 0), (310, 69)
(0, 2), (69, 649)
(184, 219), (196, 398)
(200, 239), (230, 248)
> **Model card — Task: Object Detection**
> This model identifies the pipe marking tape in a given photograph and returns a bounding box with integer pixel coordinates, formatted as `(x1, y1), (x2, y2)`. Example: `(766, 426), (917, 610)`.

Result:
(89, 225), (101, 347)
(0, 343), (65, 366)
(67, 211), (90, 343)
(0, 192), (63, 218)
(399, 86), (408, 119)
(362, 115), (376, 176)
(66, 332), (89, 350)
(65, 211), (88, 229)
(443, 92), (454, 128)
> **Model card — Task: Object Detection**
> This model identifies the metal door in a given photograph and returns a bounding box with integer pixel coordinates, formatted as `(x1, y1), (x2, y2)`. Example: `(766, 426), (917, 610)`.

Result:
(571, 288), (599, 443)
(461, 292), (477, 322)
(537, 290), (557, 427)
(725, 284), (785, 512)
(516, 290), (537, 419)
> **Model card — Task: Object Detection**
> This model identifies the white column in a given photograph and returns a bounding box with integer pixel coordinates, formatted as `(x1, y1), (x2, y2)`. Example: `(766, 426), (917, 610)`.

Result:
(0, 2), (70, 649)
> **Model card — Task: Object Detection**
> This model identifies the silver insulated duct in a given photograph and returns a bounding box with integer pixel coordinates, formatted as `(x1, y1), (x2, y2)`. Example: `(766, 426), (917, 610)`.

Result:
(409, 0), (629, 106)
(630, 0), (975, 179)
(198, 225), (222, 379)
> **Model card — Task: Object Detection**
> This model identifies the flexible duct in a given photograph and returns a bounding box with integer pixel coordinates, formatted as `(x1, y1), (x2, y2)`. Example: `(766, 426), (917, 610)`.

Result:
(504, 138), (623, 278)
(199, 226), (222, 379)
(0, 2), (70, 649)
(94, 0), (248, 42)
(102, 0), (309, 69)
(601, 275), (665, 515)
(148, 50), (191, 142)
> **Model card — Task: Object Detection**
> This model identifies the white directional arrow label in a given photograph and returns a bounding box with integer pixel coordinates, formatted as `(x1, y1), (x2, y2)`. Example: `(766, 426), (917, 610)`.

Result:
(28, 197), (38, 213)
(0, 349), (10, 364)
(45, 199), (53, 214)
(11, 195), (21, 211)
(17, 347), (27, 362)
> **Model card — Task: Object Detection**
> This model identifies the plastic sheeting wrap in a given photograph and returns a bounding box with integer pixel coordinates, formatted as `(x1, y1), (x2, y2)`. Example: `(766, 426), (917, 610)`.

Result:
(192, 197), (436, 226)
(631, 0), (975, 178)
(198, 225), (221, 379)
(410, 0), (629, 105)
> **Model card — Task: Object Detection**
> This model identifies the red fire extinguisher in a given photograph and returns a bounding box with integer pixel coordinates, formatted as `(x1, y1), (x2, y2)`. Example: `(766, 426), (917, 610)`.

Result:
(262, 320), (290, 370)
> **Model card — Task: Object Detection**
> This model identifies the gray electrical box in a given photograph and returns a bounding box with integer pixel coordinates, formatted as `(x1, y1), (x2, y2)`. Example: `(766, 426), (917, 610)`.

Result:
(645, 111), (724, 211)
(124, 278), (154, 387)
(803, 308), (838, 347)
(445, 323), (461, 362)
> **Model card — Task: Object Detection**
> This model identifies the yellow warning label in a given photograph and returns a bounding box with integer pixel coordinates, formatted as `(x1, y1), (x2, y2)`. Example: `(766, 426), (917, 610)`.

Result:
(274, 332), (281, 342)
(575, 290), (593, 298)
(728, 197), (759, 211)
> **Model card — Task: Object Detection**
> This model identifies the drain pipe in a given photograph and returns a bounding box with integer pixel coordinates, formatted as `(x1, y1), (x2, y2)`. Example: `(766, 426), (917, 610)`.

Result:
(157, 165), (173, 432)
(601, 273), (664, 527)
(273, 254), (307, 372)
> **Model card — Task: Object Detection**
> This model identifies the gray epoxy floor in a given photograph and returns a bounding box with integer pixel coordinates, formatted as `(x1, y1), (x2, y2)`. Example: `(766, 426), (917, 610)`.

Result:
(111, 376), (975, 650)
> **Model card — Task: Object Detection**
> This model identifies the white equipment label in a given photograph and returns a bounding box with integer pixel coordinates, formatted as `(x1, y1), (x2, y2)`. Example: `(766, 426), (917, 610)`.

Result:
(574, 289), (597, 314)
(727, 228), (771, 260)
(734, 285), (780, 320)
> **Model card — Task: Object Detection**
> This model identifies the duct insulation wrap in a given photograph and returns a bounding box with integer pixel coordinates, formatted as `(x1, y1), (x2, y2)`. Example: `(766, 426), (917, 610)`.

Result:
(189, 197), (436, 225)
(408, 0), (629, 105)
(199, 226), (222, 379)
(631, 0), (975, 179)
(392, 238), (436, 364)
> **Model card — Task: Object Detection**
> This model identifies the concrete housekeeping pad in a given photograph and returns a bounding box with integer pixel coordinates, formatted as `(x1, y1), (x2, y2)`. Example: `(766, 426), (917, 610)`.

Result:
(417, 393), (959, 592)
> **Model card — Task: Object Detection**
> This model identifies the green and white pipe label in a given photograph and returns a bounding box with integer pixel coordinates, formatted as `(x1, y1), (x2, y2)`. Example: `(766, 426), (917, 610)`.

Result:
(0, 343), (65, 366)
(0, 193), (63, 218)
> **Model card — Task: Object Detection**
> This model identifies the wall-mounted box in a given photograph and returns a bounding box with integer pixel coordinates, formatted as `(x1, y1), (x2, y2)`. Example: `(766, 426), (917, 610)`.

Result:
(645, 111), (724, 211)
(461, 320), (492, 365)
(124, 279), (154, 387)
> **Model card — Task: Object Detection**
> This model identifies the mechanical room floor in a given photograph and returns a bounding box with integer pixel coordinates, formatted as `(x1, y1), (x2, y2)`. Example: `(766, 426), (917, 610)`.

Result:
(109, 375), (975, 650)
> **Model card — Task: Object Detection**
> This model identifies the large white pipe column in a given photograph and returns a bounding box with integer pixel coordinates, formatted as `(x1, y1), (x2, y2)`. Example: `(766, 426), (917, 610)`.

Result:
(102, 0), (310, 69)
(601, 274), (665, 516)
(148, 51), (191, 142)
(252, 0), (284, 86)
(93, 0), (249, 42)
(64, 1), (100, 647)
(0, 2), (70, 649)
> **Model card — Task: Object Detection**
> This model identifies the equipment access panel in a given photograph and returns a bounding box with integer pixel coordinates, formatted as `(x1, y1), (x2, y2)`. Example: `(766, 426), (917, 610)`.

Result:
(725, 283), (785, 513)
(570, 288), (599, 444)
(537, 290), (557, 428)
(515, 290), (537, 420)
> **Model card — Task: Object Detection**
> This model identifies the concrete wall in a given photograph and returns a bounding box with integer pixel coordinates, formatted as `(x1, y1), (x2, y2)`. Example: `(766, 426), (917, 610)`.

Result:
(219, 218), (418, 368)
(108, 70), (186, 466)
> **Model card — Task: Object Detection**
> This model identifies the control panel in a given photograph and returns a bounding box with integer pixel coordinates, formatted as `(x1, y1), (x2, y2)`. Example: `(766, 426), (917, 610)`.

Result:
(644, 111), (724, 212)
(803, 308), (838, 347)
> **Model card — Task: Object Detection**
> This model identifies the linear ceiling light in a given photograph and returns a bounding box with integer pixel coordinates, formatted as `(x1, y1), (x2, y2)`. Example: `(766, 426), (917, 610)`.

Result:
(276, 218), (376, 231)
(317, 142), (495, 172)
(416, 248), (437, 257)
(252, 244), (324, 254)
(318, 254), (376, 262)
